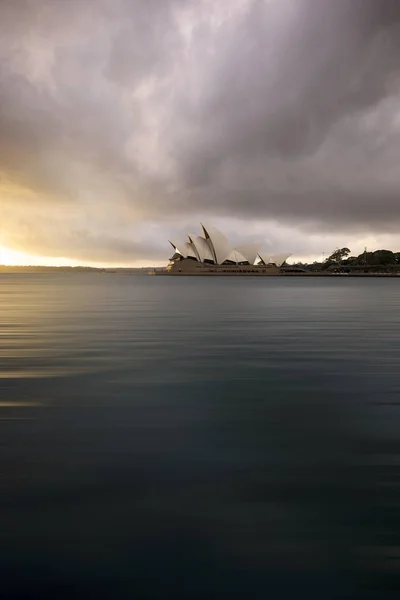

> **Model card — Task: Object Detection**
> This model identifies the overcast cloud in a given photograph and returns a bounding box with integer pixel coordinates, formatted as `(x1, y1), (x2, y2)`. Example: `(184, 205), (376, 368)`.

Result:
(2, 0), (400, 264)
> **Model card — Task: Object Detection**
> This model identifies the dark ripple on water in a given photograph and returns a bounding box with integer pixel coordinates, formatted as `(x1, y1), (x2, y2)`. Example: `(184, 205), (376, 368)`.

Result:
(1, 273), (400, 598)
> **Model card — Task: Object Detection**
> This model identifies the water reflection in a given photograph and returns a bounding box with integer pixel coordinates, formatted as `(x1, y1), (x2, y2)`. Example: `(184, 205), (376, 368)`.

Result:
(1, 274), (400, 598)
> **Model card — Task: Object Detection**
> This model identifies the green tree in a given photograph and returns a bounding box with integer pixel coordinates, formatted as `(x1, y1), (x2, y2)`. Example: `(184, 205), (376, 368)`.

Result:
(373, 250), (396, 265)
(327, 247), (351, 263)
(352, 250), (396, 266)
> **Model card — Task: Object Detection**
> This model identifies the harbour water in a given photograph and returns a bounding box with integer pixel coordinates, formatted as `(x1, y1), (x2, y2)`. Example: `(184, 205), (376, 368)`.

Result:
(1, 273), (400, 598)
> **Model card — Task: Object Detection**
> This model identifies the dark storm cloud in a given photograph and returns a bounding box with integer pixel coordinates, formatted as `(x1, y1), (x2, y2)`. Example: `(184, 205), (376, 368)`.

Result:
(168, 1), (400, 210)
(1, 0), (400, 262)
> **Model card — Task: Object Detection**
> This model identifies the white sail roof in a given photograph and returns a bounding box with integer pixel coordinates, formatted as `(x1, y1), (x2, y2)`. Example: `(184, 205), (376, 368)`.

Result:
(169, 228), (290, 267)
(188, 235), (214, 262)
(226, 249), (248, 264)
(169, 240), (197, 259)
(235, 243), (261, 265)
(258, 253), (291, 267)
(269, 253), (291, 267)
(187, 234), (201, 261)
(169, 240), (183, 255)
(201, 224), (233, 265)
(256, 253), (267, 264)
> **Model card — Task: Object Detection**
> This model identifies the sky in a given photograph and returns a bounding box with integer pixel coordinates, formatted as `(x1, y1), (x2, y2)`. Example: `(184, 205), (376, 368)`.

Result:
(2, 0), (400, 266)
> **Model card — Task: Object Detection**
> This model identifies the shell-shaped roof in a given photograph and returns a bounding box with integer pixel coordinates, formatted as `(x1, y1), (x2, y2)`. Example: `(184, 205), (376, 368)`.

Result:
(201, 224), (233, 265)
(169, 240), (197, 259)
(258, 253), (291, 267)
(169, 227), (291, 267)
(269, 253), (291, 267)
(188, 234), (214, 263)
(235, 243), (261, 265)
(226, 249), (248, 263)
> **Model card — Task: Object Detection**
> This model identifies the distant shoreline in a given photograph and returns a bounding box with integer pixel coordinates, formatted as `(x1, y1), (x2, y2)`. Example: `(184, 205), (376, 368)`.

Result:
(0, 266), (152, 274)
(2, 265), (400, 277)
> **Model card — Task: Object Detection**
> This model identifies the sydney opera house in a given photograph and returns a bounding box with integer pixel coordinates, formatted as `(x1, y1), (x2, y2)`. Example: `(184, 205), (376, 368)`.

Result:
(154, 224), (291, 275)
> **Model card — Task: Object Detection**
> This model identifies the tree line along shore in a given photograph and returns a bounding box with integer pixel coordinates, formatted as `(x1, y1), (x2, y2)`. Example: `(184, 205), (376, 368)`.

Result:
(291, 248), (400, 274)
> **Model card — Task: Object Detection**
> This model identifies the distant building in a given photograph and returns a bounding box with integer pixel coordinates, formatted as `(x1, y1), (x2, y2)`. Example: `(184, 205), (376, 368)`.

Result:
(168, 223), (291, 267)
(151, 223), (292, 275)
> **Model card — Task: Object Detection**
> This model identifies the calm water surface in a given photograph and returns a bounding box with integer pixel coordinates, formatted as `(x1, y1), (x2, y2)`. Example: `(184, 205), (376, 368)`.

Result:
(1, 274), (400, 598)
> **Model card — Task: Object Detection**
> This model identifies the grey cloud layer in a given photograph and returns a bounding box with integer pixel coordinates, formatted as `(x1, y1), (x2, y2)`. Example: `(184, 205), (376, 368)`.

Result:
(1, 0), (400, 261)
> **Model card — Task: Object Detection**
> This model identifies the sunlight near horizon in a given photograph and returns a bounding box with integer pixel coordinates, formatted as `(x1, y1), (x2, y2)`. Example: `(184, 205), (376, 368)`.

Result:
(0, 245), (87, 267)
(0, 245), (160, 268)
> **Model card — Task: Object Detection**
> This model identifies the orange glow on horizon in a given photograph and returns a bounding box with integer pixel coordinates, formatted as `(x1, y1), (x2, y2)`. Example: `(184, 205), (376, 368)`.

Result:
(0, 244), (161, 268)
(0, 245), (88, 267)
